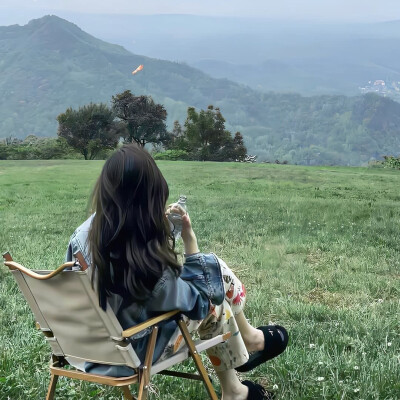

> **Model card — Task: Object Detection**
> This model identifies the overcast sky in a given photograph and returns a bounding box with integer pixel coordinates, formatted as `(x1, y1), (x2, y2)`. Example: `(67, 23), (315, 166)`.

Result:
(1, 0), (400, 24)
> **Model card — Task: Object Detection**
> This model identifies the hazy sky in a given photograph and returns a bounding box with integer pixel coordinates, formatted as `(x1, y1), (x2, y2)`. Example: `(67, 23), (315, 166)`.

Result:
(1, 0), (400, 23)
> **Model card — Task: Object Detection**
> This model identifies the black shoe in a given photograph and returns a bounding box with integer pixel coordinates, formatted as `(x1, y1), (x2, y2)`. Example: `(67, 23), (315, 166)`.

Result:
(236, 325), (289, 373)
(242, 380), (275, 399)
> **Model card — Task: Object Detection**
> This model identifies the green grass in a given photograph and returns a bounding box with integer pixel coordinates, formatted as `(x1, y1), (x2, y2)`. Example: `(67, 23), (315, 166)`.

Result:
(0, 160), (399, 399)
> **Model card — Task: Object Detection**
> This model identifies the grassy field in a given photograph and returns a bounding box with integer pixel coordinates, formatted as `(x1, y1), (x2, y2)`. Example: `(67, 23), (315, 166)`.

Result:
(0, 160), (399, 400)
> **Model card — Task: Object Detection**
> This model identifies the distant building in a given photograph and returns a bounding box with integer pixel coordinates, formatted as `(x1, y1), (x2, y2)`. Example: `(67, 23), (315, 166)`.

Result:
(358, 79), (400, 100)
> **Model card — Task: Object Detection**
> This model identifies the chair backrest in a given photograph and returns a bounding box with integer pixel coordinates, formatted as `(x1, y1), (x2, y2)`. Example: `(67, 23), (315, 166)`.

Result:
(9, 263), (141, 369)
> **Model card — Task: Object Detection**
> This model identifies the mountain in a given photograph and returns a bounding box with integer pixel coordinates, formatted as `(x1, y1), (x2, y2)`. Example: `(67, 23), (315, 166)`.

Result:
(1, 15), (400, 166)
(0, 16), (192, 134)
(0, 15), (262, 136)
(47, 13), (400, 97)
(190, 32), (400, 97)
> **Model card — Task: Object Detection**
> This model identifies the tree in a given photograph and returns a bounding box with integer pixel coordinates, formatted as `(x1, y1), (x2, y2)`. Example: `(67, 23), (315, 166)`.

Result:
(111, 90), (169, 147)
(182, 105), (247, 161)
(57, 103), (120, 160)
(224, 132), (247, 161)
(185, 106), (225, 150)
(165, 120), (187, 151)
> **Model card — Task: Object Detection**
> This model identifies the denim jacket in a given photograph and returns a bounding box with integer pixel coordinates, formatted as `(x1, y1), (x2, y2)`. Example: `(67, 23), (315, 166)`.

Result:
(65, 215), (225, 375)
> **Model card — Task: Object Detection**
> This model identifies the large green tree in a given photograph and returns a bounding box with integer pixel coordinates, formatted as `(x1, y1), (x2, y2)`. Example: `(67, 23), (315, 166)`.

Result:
(111, 90), (169, 147)
(57, 103), (119, 160)
(170, 105), (247, 161)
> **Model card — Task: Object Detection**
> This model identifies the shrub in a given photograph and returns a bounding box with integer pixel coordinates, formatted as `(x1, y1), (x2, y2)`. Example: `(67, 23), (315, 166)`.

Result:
(153, 149), (189, 161)
(382, 155), (400, 169)
(0, 137), (82, 160)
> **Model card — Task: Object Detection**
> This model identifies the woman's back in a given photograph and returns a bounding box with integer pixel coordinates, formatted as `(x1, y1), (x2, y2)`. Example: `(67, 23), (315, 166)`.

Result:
(87, 144), (182, 309)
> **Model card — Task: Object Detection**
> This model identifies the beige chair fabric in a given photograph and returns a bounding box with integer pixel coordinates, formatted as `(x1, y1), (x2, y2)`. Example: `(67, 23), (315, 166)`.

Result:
(11, 268), (141, 369)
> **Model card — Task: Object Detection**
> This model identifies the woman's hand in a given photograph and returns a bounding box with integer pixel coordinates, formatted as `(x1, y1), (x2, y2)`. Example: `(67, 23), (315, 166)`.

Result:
(181, 213), (199, 254)
(166, 204), (199, 255)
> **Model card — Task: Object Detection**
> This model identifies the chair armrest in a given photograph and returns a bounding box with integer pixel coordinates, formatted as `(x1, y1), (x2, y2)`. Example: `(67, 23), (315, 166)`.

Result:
(122, 310), (180, 338)
(3, 260), (75, 280)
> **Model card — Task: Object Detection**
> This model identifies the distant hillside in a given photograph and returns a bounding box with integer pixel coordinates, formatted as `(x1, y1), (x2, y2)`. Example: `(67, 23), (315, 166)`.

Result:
(0, 16), (262, 135)
(0, 15), (208, 136)
(48, 13), (400, 97)
(240, 93), (400, 165)
(1, 15), (400, 166)
(190, 33), (400, 98)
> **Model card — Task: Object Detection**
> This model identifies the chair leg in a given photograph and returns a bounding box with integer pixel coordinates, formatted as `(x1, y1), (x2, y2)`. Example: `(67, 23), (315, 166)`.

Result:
(137, 371), (149, 400)
(46, 373), (59, 400)
(121, 385), (135, 400)
(138, 327), (158, 400)
(178, 320), (219, 400)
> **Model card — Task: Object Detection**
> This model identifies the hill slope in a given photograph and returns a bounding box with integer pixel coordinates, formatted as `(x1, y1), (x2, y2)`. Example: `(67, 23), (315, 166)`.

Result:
(0, 15), (228, 136)
(1, 15), (400, 165)
(45, 13), (400, 97)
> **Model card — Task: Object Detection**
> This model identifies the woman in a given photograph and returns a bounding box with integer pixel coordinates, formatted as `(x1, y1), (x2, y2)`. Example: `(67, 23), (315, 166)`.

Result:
(66, 144), (288, 400)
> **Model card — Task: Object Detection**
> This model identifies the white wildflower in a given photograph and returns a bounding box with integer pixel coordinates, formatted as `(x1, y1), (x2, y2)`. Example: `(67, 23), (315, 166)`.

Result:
(318, 361), (323, 365)
(377, 299), (384, 303)
(317, 377), (324, 382)
(387, 342), (392, 347)
(354, 388), (360, 393)
(309, 343), (316, 349)
(272, 384), (279, 390)
(354, 366), (359, 370)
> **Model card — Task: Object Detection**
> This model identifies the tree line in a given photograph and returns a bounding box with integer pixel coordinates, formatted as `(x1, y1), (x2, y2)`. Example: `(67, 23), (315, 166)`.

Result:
(55, 90), (247, 161)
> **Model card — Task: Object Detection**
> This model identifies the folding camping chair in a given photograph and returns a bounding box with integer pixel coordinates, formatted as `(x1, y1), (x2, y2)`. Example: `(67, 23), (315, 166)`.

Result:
(3, 252), (230, 400)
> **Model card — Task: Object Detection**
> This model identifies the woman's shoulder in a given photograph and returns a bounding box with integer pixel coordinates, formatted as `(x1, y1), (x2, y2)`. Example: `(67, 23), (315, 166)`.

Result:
(72, 214), (95, 236)
(66, 214), (94, 264)
(153, 266), (177, 289)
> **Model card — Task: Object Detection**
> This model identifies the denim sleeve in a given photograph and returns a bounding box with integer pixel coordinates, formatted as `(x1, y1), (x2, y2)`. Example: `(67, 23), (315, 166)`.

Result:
(65, 215), (94, 263)
(181, 253), (225, 306)
(148, 268), (210, 320)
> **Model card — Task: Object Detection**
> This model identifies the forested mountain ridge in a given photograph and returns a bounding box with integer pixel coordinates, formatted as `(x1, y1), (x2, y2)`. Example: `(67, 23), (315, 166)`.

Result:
(45, 14), (400, 97)
(243, 93), (400, 165)
(0, 15), (254, 136)
(1, 15), (400, 165)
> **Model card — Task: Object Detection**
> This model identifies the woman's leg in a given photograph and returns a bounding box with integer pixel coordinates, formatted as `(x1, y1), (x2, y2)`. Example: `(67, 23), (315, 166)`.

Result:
(217, 257), (288, 373)
(159, 257), (272, 398)
(199, 301), (249, 371)
(157, 311), (251, 399)
(214, 369), (248, 400)
(198, 303), (250, 400)
(217, 258), (265, 353)
(234, 311), (264, 352)
(197, 258), (265, 399)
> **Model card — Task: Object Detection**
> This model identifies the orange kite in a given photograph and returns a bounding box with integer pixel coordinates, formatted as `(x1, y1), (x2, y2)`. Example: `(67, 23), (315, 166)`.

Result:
(132, 65), (144, 75)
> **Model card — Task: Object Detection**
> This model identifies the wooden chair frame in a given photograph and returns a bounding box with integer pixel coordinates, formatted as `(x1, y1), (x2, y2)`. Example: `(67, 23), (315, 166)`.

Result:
(3, 252), (230, 400)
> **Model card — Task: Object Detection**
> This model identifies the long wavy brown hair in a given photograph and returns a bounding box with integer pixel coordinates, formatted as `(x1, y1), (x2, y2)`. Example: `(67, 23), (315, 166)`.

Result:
(88, 144), (181, 310)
